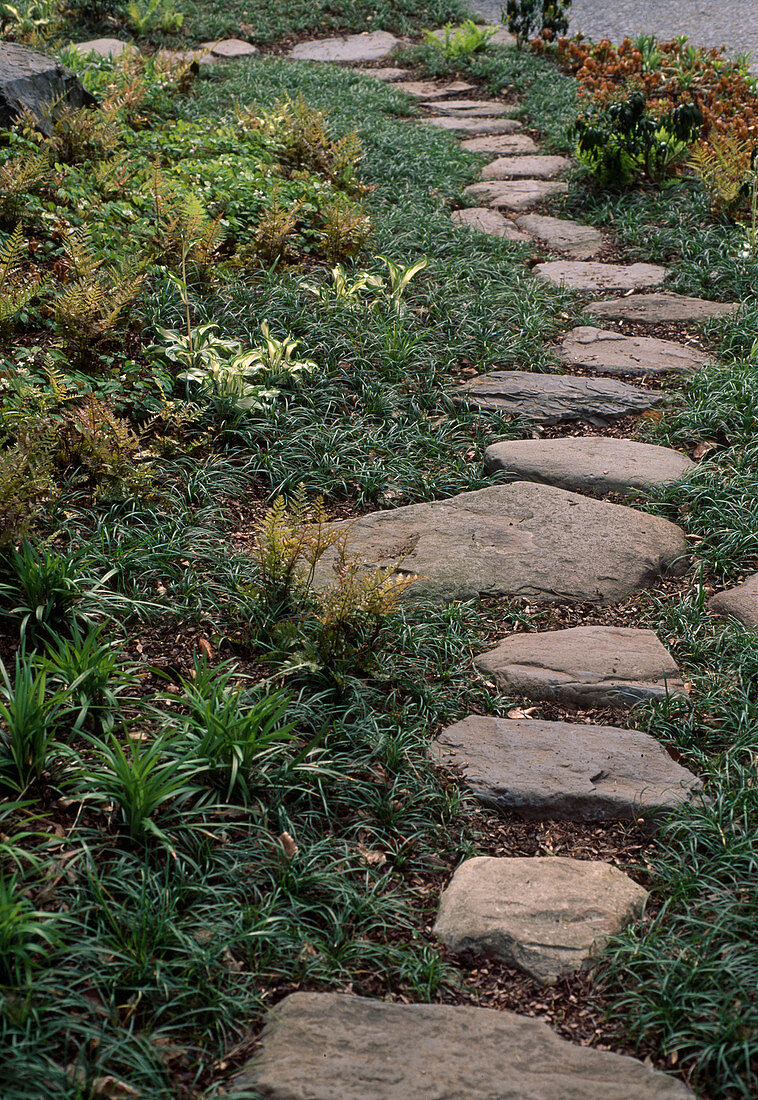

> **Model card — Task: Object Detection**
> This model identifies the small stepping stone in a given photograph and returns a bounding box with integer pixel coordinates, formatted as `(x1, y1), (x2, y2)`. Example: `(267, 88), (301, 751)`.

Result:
(515, 213), (602, 259)
(434, 856), (647, 983)
(559, 326), (710, 375)
(587, 291), (738, 324)
(451, 207), (530, 241)
(481, 154), (571, 180)
(709, 573), (758, 627)
(474, 625), (686, 706)
(461, 133), (537, 155)
(536, 260), (666, 292)
(198, 39), (258, 58)
(236, 991), (693, 1098)
(433, 715), (701, 819)
(395, 79), (476, 99)
(425, 117), (522, 134)
(465, 179), (568, 211)
(422, 98), (515, 117)
(313, 483), (687, 606)
(354, 66), (410, 81)
(457, 370), (662, 425)
(484, 436), (694, 495)
(73, 38), (135, 57)
(289, 31), (404, 63)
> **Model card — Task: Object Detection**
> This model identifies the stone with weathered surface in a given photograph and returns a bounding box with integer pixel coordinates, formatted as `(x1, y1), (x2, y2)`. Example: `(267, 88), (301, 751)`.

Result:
(395, 79), (476, 99)
(536, 261), (666, 292)
(425, 116), (522, 134)
(474, 626), (686, 706)
(433, 715), (701, 819)
(559, 326), (709, 376)
(289, 31), (404, 62)
(422, 98), (515, 117)
(451, 207), (530, 241)
(72, 38), (134, 58)
(199, 38), (258, 57)
(0, 42), (98, 133)
(434, 856), (647, 983)
(515, 214), (602, 259)
(461, 132), (536, 154)
(465, 179), (568, 211)
(458, 371), (662, 425)
(482, 154), (571, 180)
(587, 292), (738, 324)
(709, 573), (758, 627)
(313, 483), (687, 605)
(236, 991), (692, 1098)
(484, 436), (694, 495)
(354, 66), (410, 80)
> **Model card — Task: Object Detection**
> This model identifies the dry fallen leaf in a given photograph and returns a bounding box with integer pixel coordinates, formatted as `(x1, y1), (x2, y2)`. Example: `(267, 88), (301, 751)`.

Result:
(93, 1077), (140, 1099)
(278, 831), (298, 860)
(197, 637), (214, 659)
(692, 439), (717, 459)
(507, 706), (539, 719)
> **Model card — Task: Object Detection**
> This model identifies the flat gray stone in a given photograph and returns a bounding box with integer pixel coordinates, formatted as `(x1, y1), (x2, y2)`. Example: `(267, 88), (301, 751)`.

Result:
(482, 154), (571, 180)
(434, 856), (647, 983)
(709, 573), (758, 627)
(559, 326), (709, 376)
(515, 214), (602, 259)
(484, 436), (695, 495)
(199, 38), (258, 57)
(395, 79), (476, 99)
(465, 179), (568, 211)
(461, 133), (536, 155)
(313, 483), (688, 605)
(587, 292), (738, 324)
(425, 116), (522, 134)
(0, 42), (98, 134)
(474, 625), (686, 706)
(536, 261), (666, 292)
(72, 38), (134, 58)
(236, 991), (692, 1099)
(289, 31), (404, 63)
(433, 715), (701, 819)
(354, 66), (410, 80)
(451, 207), (530, 240)
(421, 98), (515, 117)
(458, 370), (662, 425)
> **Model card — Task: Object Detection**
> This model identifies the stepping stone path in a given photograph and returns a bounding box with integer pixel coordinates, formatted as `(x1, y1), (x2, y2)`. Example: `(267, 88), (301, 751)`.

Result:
(355, 66), (410, 81)
(432, 715), (701, 818)
(425, 116), (522, 134)
(395, 79), (476, 98)
(587, 292), (738, 324)
(458, 370), (662, 425)
(481, 154), (571, 180)
(516, 213), (603, 258)
(536, 260), (667, 291)
(465, 178), (568, 210)
(461, 132), (538, 154)
(421, 98), (518, 117)
(484, 436), (695, 495)
(314, 483), (687, 605)
(559, 326), (710, 376)
(72, 38), (135, 57)
(451, 207), (530, 241)
(473, 625), (687, 706)
(198, 38), (258, 58)
(434, 855), (647, 983)
(289, 31), (405, 62)
(709, 572), (758, 627)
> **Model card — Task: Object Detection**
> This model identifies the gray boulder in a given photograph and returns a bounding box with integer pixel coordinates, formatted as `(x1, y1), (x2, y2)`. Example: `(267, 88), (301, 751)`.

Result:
(0, 42), (97, 133)
(709, 573), (758, 627)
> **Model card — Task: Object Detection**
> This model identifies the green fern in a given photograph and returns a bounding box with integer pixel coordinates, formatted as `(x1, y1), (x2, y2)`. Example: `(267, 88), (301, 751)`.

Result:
(0, 224), (44, 331)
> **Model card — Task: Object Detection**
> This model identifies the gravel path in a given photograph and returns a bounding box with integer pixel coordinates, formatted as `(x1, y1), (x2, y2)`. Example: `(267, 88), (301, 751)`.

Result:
(467, 0), (758, 61)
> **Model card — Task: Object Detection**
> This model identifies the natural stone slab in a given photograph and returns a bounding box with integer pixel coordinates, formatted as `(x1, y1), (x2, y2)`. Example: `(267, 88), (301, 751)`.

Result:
(461, 133), (537, 155)
(72, 38), (134, 58)
(587, 292), (738, 324)
(355, 66), (410, 81)
(421, 98), (514, 117)
(515, 214), (602, 259)
(465, 179), (568, 211)
(395, 79), (475, 99)
(433, 715), (701, 819)
(482, 154), (571, 180)
(425, 116), (522, 134)
(457, 370), (662, 425)
(236, 991), (692, 1098)
(536, 261), (666, 292)
(451, 207), (530, 241)
(559, 326), (709, 376)
(289, 31), (404, 63)
(313, 483), (687, 605)
(434, 856), (647, 983)
(199, 38), (258, 57)
(474, 626), (686, 707)
(0, 42), (98, 133)
(709, 573), (758, 627)
(484, 436), (694, 495)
